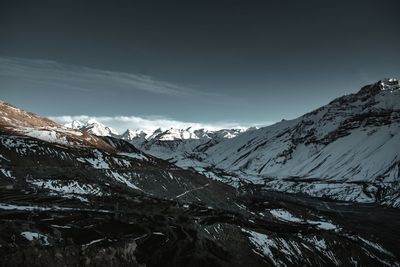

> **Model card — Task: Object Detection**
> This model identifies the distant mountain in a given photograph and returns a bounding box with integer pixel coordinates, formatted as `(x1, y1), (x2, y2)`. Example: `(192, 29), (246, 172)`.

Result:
(64, 120), (248, 141)
(126, 127), (251, 171)
(63, 121), (250, 169)
(64, 119), (119, 136)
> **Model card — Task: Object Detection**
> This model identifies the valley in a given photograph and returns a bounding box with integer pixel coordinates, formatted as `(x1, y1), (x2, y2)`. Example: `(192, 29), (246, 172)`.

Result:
(0, 79), (399, 266)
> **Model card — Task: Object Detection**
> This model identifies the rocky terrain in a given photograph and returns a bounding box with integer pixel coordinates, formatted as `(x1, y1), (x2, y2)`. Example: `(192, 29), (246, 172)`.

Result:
(0, 101), (235, 208)
(1, 79), (400, 266)
(1, 179), (400, 266)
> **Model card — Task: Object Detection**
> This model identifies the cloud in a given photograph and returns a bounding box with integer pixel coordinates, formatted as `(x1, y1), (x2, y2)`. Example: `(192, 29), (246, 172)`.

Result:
(0, 57), (195, 96)
(1, 57), (274, 132)
(49, 115), (273, 134)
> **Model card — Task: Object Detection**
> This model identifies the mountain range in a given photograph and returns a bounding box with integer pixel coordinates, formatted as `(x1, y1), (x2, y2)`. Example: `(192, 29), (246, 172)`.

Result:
(64, 78), (400, 207)
(1, 79), (400, 266)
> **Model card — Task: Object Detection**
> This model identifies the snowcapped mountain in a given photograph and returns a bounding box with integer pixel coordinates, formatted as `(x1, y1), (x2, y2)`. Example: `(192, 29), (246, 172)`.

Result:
(140, 127), (247, 141)
(126, 79), (400, 207)
(126, 127), (250, 170)
(63, 120), (250, 166)
(199, 79), (400, 206)
(63, 119), (84, 129)
(64, 119), (119, 136)
(120, 129), (146, 140)
(207, 78), (400, 180)
(64, 119), (247, 142)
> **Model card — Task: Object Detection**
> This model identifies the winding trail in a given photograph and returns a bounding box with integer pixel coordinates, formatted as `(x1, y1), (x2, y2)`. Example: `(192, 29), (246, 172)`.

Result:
(175, 183), (210, 198)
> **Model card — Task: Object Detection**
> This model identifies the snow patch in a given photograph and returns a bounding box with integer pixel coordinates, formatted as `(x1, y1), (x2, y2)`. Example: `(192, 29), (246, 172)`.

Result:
(108, 171), (141, 190)
(269, 209), (303, 223)
(0, 169), (15, 179)
(21, 231), (50, 245)
(30, 179), (104, 196)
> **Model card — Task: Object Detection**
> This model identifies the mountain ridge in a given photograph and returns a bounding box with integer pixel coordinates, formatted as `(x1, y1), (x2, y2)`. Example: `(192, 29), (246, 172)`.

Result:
(1, 81), (400, 266)
(94, 78), (400, 207)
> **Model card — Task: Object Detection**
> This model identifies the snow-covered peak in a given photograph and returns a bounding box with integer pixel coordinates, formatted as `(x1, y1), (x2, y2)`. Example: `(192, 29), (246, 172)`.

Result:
(87, 118), (99, 124)
(85, 122), (118, 136)
(211, 128), (248, 139)
(379, 78), (399, 92)
(120, 129), (137, 140)
(64, 120), (84, 129)
(120, 129), (151, 140)
(156, 127), (208, 141)
(357, 78), (400, 97)
(119, 126), (248, 144)
(133, 127), (247, 142)
(147, 128), (163, 140)
(63, 120), (118, 136)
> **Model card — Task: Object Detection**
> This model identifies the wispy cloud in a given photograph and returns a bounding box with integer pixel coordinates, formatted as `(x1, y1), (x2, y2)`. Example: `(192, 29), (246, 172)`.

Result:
(1, 57), (274, 131)
(50, 115), (273, 134)
(0, 57), (195, 96)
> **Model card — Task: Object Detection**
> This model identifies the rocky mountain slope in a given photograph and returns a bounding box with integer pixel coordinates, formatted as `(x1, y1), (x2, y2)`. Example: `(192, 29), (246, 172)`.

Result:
(115, 79), (400, 207)
(0, 101), (234, 207)
(2, 100), (400, 266)
(207, 79), (400, 180)
(200, 79), (400, 206)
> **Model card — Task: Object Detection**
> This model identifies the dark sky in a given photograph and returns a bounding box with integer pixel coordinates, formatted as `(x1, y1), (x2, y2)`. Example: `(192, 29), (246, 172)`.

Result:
(0, 0), (399, 128)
